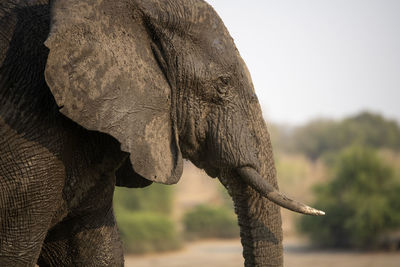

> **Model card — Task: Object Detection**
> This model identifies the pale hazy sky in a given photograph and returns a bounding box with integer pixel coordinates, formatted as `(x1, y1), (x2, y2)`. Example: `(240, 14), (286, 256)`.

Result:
(207, 0), (400, 125)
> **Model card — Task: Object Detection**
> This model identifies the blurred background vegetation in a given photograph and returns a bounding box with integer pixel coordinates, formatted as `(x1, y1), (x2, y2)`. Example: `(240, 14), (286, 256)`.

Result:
(114, 184), (182, 254)
(114, 111), (400, 254)
(299, 146), (400, 249)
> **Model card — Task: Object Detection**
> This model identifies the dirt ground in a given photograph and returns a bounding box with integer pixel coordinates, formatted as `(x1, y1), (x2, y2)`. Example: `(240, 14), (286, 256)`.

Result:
(125, 239), (400, 267)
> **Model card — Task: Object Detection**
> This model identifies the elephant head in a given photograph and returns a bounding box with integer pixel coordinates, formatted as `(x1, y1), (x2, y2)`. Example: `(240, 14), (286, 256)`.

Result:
(44, 0), (324, 265)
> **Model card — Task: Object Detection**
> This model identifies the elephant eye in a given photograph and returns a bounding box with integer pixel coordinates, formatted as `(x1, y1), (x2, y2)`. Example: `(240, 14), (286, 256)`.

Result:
(220, 76), (230, 85)
(216, 75), (230, 95)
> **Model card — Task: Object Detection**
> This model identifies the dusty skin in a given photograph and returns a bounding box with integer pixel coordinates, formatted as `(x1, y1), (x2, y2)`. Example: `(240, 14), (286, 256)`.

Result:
(125, 239), (400, 267)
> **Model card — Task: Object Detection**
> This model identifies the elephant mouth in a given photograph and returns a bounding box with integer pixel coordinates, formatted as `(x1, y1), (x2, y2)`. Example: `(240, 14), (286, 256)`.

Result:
(237, 167), (325, 216)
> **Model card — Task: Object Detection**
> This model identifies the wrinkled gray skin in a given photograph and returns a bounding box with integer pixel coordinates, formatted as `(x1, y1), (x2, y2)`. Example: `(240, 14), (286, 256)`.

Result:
(0, 0), (310, 266)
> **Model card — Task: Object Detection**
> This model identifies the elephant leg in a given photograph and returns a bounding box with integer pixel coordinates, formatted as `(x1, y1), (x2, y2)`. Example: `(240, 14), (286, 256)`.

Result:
(33, 120), (126, 266)
(0, 119), (65, 266)
(37, 207), (124, 267)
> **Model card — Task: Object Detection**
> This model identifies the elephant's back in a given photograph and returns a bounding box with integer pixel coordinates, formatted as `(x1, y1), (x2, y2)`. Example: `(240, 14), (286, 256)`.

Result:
(0, 0), (58, 128)
(0, 0), (50, 62)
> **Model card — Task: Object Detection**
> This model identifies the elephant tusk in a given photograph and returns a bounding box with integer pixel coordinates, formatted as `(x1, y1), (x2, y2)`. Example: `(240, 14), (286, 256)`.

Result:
(237, 167), (325, 216)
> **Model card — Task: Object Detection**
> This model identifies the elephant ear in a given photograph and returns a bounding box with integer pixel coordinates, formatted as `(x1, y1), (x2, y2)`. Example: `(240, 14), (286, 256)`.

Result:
(44, 0), (183, 184)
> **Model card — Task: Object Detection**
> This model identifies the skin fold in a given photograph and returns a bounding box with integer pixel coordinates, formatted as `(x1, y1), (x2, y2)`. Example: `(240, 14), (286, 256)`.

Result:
(0, 0), (321, 266)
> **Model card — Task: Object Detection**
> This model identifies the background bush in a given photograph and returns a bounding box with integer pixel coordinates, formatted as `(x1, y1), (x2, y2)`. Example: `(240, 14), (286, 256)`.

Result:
(114, 183), (173, 215)
(113, 184), (181, 254)
(183, 204), (239, 240)
(116, 211), (181, 254)
(298, 146), (400, 249)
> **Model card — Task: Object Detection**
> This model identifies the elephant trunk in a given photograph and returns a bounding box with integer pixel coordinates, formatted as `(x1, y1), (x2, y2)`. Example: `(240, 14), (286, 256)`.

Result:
(219, 169), (323, 266)
(217, 120), (284, 266)
(219, 172), (283, 266)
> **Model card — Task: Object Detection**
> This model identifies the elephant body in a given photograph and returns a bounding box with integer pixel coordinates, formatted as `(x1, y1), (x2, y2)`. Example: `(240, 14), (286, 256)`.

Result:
(1, 0), (322, 266)
(0, 1), (146, 265)
(1, 113), (125, 266)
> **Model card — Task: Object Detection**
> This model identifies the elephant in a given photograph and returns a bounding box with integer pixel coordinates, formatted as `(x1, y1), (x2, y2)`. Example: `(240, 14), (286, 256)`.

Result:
(0, 0), (324, 266)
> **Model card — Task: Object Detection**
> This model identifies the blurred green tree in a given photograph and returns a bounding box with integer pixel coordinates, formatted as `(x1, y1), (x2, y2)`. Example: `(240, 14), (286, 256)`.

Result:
(299, 146), (400, 249)
(292, 112), (400, 159)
